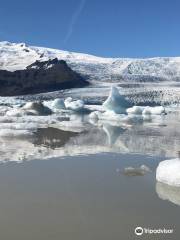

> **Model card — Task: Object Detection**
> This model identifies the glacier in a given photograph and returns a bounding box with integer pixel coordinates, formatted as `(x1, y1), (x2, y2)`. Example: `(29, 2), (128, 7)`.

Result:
(1, 41), (180, 80)
(0, 41), (179, 163)
(0, 41), (180, 106)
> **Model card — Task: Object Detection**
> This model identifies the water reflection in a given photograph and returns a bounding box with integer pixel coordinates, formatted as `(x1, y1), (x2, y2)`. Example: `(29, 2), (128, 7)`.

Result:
(33, 127), (79, 149)
(0, 113), (180, 162)
(156, 182), (180, 206)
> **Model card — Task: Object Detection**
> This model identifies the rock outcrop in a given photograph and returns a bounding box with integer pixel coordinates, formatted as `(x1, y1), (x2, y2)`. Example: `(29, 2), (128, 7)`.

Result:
(0, 58), (88, 96)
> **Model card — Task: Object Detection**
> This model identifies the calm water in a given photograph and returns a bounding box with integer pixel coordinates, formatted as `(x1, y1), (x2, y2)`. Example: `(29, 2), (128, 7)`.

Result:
(0, 111), (180, 239)
(0, 153), (179, 240)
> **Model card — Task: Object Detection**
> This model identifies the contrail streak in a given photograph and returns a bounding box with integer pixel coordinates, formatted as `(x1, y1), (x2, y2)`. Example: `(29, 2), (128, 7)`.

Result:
(64, 0), (86, 44)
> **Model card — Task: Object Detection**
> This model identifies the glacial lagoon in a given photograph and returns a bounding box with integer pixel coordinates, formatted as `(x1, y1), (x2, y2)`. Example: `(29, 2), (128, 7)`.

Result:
(0, 84), (180, 239)
(0, 106), (180, 239)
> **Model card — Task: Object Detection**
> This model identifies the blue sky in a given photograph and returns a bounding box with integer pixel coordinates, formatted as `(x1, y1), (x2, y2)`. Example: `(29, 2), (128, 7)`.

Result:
(0, 0), (180, 57)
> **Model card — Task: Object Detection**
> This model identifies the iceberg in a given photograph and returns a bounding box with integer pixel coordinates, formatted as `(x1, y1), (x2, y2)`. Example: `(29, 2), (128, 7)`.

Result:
(142, 106), (166, 115)
(23, 102), (52, 115)
(65, 98), (85, 112)
(6, 102), (52, 117)
(6, 108), (27, 117)
(126, 106), (144, 115)
(89, 110), (143, 124)
(51, 98), (66, 110)
(89, 111), (100, 121)
(156, 158), (180, 187)
(103, 86), (132, 114)
(127, 106), (166, 115)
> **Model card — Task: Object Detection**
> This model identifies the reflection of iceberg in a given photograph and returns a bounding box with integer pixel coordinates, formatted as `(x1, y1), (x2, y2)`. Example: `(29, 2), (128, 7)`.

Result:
(0, 111), (180, 162)
(102, 123), (127, 146)
(156, 182), (180, 206)
(33, 127), (79, 149)
(156, 159), (180, 187)
(103, 86), (132, 114)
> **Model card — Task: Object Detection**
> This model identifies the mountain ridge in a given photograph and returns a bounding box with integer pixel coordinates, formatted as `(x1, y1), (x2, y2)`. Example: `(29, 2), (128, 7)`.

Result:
(0, 57), (88, 96)
(1, 41), (180, 82)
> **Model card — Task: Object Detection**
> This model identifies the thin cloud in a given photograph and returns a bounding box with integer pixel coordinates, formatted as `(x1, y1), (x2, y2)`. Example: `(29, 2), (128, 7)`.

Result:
(64, 0), (86, 44)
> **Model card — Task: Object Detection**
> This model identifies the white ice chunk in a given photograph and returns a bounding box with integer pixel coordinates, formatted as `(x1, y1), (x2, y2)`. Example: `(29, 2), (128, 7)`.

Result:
(65, 98), (84, 111)
(89, 110), (143, 124)
(85, 104), (104, 112)
(6, 108), (28, 117)
(23, 101), (52, 115)
(127, 105), (166, 115)
(89, 111), (100, 120)
(6, 101), (53, 117)
(142, 106), (166, 115)
(126, 106), (144, 115)
(0, 129), (32, 137)
(51, 98), (66, 110)
(156, 158), (180, 187)
(103, 86), (132, 114)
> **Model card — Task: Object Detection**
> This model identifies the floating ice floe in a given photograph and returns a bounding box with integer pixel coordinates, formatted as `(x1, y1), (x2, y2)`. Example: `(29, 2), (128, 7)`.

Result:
(156, 182), (180, 206)
(89, 110), (143, 124)
(51, 98), (66, 110)
(6, 101), (52, 117)
(142, 106), (166, 115)
(103, 86), (132, 114)
(123, 165), (151, 176)
(127, 105), (166, 115)
(0, 129), (32, 138)
(126, 106), (144, 115)
(156, 158), (180, 187)
(0, 122), (38, 130)
(64, 97), (87, 112)
(22, 102), (52, 115)
(6, 108), (27, 117)
(89, 111), (100, 120)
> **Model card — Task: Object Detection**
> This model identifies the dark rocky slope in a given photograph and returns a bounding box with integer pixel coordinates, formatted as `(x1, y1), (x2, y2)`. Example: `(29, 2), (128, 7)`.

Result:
(0, 58), (89, 96)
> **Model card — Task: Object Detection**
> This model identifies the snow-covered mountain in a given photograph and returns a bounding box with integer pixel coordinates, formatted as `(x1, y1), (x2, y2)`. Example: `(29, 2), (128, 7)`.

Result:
(1, 41), (180, 81)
